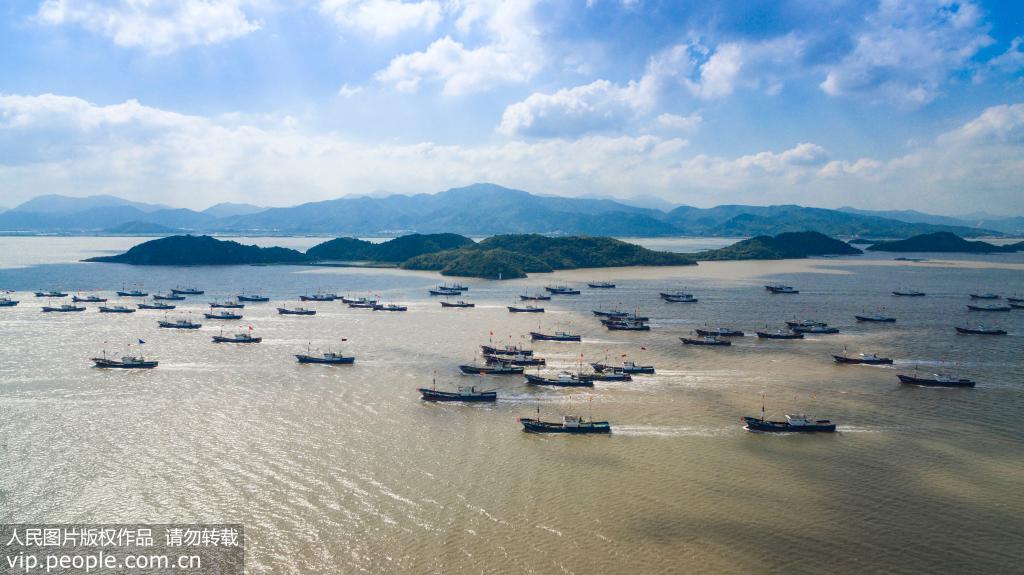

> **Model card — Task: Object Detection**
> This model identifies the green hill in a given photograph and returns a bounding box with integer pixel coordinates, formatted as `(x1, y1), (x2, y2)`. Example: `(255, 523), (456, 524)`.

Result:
(697, 231), (863, 260)
(84, 235), (309, 265)
(866, 232), (1012, 253)
(402, 235), (695, 279)
(306, 233), (474, 262)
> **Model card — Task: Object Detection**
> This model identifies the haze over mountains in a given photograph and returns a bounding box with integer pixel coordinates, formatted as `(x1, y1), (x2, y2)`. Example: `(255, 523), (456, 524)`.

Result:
(1, 184), (1018, 237)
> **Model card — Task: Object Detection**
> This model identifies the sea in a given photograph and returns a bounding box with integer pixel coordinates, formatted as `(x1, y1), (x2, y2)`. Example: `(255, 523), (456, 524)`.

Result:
(0, 236), (1022, 574)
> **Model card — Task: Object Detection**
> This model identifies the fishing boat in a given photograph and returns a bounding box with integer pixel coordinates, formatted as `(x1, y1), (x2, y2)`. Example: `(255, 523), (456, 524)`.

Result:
(592, 309), (628, 317)
(485, 353), (544, 366)
(171, 287), (204, 295)
(481, 344), (533, 357)
(519, 414), (610, 434)
(204, 311), (242, 320)
(508, 305), (544, 313)
(743, 414), (836, 433)
(72, 294), (107, 303)
(237, 294), (270, 302)
(1007, 296), (1023, 303)
(791, 325), (840, 334)
(967, 304), (1011, 311)
(605, 320), (649, 331)
(587, 282), (615, 288)
(855, 314), (896, 322)
(212, 330), (261, 344)
(116, 289), (148, 297)
(591, 361), (654, 375)
(580, 370), (631, 382)
(525, 372), (594, 387)
(530, 331), (581, 342)
(372, 303), (407, 311)
(429, 288), (461, 296)
(969, 293), (1000, 300)
(341, 296), (376, 304)
(295, 343), (354, 364)
(695, 327), (744, 337)
(210, 300), (244, 309)
(42, 304), (85, 312)
(459, 362), (524, 375)
(440, 300), (475, 308)
(441, 283), (469, 292)
(898, 372), (975, 388)
(545, 286), (581, 295)
(158, 318), (201, 329)
(892, 290), (926, 296)
(92, 353), (158, 369)
(599, 314), (651, 324)
(300, 293), (337, 302)
(0, 297), (19, 307)
(98, 305), (135, 314)
(765, 284), (798, 294)
(278, 307), (316, 316)
(833, 352), (893, 365)
(660, 291), (697, 303)
(519, 293), (552, 301)
(418, 381), (496, 402)
(152, 293), (186, 301)
(756, 330), (804, 339)
(786, 319), (827, 328)
(35, 290), (68, 298)
(138, 302), (175, 310)
(681, 335), (731, 346)
(296, 351), (354, 364)
(955, 325), (1007, 335)
(348, 300), (377, 309)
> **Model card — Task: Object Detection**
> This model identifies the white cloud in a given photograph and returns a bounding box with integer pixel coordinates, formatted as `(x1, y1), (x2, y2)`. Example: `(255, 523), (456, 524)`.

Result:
(655, 113), (701, 132)
(1, 94), (1020, 214)
(318, 0), (441, 37)
(682, 35), (804, 100)
(337, 84), (363, 98)
(375, 0), (543, 95)
(820, 0), (994, 105)
(35, 0), (262, 54)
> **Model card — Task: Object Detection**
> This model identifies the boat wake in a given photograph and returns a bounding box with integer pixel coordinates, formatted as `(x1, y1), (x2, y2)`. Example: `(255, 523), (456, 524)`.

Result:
(612, 425), (732, 438)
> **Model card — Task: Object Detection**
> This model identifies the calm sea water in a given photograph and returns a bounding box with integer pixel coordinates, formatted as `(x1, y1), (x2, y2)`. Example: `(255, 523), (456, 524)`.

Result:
(1, 237), (1023, 574)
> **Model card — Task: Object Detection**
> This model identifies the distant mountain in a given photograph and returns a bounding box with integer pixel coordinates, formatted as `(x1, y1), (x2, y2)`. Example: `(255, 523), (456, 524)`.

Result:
(1, 184), (1008, 237)
(865, 232), (1016, 253)
(102, 221), (183, 234)
(842, 207), (1024, 235)
(11, 194), (170, 214)
(202, 202), (266, 218)
(696, 231), (863, 260)
(84, 235), (309, 265)
(667, 205), (990, 237)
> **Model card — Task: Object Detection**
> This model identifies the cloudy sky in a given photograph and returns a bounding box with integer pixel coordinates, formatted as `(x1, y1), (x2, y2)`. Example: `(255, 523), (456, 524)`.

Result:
(0, 0), (1022, 213)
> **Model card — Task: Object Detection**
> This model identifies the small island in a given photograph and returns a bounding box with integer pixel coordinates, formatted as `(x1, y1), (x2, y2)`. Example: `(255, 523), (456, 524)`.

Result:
(306, 233), (474, 262)
(695, 231), (863, 260)
(401, 235), (696, 279)
(866, 232), (1016, 253)
(84, 235), (309, 265)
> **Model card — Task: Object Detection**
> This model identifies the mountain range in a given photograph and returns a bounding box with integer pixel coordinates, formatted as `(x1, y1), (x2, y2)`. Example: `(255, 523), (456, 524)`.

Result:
(1, 184), (1017, 237)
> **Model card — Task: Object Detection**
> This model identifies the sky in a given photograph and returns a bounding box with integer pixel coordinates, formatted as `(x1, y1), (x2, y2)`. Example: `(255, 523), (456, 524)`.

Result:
(0, 0), (1022, 214)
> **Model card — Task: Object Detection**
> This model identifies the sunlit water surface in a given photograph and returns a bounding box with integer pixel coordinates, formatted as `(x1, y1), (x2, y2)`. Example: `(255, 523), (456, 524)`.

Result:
(1, 237), (1022, 574)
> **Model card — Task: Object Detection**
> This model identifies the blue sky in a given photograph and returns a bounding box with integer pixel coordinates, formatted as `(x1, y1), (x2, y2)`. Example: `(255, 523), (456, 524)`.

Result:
(0, 0), (1021, 214)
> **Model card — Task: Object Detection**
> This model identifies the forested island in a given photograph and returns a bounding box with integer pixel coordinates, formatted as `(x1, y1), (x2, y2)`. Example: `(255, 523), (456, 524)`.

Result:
(866, 232), (1019, 253)
(694, 231), (862, 260)
(86, 229), (984, 278)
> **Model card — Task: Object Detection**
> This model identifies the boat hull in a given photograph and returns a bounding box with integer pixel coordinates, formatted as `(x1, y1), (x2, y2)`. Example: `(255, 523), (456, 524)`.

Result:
(158, 322), (201, 329)
(171, 289), (204, 295)
(459, 365), (524, 375)
(42, 307), (85, 312)
(524, 374), (592, 387)
(296, 355), (354, 364)
(204, 313), (242, 319)
(892, 291), (925, 296)
(212, 336), (261, 343)
(756, 331), (804, 339)
(587, 283), (615, 288)
(898, 375), (975, 388)
(92, 358), (158, 369)
(743, 417), (836, 432)
(237, 296), (270, 302)
(855, 316), (896, 322)
(519, 418), (610, 433)
(955, 327), (1007, 335)
(681, 337), (730, 346)
(440, 302), (474, 308)
(966, 305), (1011, 311)
(508, 307), (544, 313)
(418, 388), (496, 402)
(695, 328), (743, 337)
(833, 355), (893, 365)
(530, 332), (581, 342)
(138, 304), (174, 310)
(278, 308), (316, 315)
